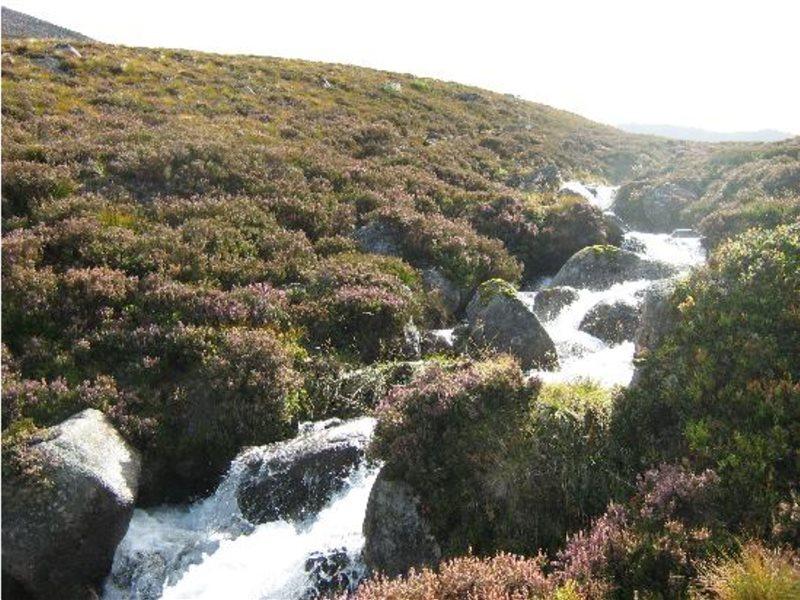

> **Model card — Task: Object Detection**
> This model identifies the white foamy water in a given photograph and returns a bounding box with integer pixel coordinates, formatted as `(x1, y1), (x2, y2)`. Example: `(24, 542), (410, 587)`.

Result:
(104, 418), (377, 600)
(522, 183), (707, 387)
(162, 466), (378, 600)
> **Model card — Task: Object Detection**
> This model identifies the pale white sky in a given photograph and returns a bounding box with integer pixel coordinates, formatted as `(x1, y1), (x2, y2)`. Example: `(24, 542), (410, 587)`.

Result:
(5, 0), (800, 134)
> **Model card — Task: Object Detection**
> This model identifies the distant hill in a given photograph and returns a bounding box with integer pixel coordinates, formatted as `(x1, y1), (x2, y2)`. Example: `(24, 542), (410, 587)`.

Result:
(618, 123), (793, 143)
(2, 6), (91, 40)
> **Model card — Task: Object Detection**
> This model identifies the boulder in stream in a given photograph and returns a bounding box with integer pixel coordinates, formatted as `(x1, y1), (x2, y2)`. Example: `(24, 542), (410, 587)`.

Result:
(2, 409), (141, 599)
(551, 245), (678, 290)
(532, 286), (579, 321)
(363, 469), (442, 577)
(354, 220), (402, 256)
(462, 279), (558, 370)
(579, 300), (641, 345)
(635, 278), (681, 355)
(235, 417), (373, 523)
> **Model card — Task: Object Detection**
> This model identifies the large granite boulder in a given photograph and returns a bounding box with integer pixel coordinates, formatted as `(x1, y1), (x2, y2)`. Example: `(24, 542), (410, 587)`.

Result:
(635, 279), (681, 355)
(363, 470), (441, 577)
(2, 409), (141, 599)
(579, 300), (641, 345)
(613, 182), (698, 232)
(532, 286), (579, 321)
(235, 418), (373, 523)
(551, 245), (678, 290)
(463, 280), (558, 370)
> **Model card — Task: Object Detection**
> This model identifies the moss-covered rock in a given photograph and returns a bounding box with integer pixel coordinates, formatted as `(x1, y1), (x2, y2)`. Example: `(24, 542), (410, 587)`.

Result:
(551, 245), (677, 290)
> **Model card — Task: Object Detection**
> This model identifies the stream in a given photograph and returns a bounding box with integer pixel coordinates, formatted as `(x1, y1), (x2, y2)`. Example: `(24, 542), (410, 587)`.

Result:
(104, 182), (706, 599)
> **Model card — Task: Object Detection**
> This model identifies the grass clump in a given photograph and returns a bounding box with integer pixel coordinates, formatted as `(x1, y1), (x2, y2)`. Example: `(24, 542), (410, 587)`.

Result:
(693, 543), (800, 600)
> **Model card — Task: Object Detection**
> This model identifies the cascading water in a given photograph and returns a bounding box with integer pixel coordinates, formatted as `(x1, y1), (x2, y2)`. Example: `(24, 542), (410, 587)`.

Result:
(105, 183), (707, 599)
(104, 418), (378, 600)
(520, 181), (706, 387)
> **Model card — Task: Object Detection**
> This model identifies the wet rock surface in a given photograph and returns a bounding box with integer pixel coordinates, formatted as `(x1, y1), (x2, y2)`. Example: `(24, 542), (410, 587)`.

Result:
(463, 284), (558, 370)
(551, 245), (678, 290)
(533, 286), (579, 321)
(236, 418), (373, 523)
(363, 469), (442, 577)
(579, 300), (641, 345)
(2, 409), (140, 600)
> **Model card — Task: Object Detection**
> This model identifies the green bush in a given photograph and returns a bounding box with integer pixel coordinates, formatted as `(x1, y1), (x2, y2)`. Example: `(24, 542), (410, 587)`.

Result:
(372, 360), (615, 556)
(361, 205), (522, 290)
(293, 253), (421, 361)
(372, 356), (535, 556)
(612, 224), (800, 536)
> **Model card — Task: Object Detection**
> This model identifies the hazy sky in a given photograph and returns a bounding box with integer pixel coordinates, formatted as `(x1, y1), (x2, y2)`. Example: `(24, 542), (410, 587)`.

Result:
(6, 0), (800, 134)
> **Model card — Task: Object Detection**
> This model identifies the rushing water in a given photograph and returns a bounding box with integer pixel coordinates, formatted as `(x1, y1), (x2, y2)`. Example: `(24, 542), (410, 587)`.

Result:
(107, 183), (706, 599)
(104, 418), (377, 600)
(520, 182), (706, 387)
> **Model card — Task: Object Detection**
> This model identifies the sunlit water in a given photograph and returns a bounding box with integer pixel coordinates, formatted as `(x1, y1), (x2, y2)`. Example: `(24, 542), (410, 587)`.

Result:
(104, 419), (377, 600)
(523, 182), (706, 387)
(106, 184), (707, 599)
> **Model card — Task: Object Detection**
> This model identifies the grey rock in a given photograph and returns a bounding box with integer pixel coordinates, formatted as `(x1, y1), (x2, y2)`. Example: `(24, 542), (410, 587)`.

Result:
(512, 164), (562, 192)
(363, 470), (441, 577)
(642, 184), (697, 231)
(579, 300), (641, 345)
(420, 329), (455, 356)
(235, 418), (373, 523)
(551, 245), (678, 290)
(2, 409), (140, 599)
(55, 43), (81, 58)
(401, 321), (422, 359)
(302, 548), (362, 599)
(670, 228), (699, 238)
(464, 285), (558, 370)
(533, 286), (579, 321)
(621, 236), (647, 254)
(422, 267), (465, 319)
(635, 279), (681, 355)
(354, 221), (402, 257)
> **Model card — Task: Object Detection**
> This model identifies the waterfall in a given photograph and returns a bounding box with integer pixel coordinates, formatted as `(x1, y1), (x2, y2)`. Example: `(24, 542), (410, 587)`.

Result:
(104, 418), (378, 600)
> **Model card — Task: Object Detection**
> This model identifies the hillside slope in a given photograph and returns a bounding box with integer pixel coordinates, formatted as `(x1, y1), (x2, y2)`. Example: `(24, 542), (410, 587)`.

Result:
(1, 7), (91, 40)
(2, 40), (796, 503)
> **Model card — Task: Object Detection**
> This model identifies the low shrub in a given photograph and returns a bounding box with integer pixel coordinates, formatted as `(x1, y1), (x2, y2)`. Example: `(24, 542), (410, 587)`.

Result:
(471, 192), (619, 278)
(612, 224), (800, 536)
(372, 365), (617, 557)
(353, 553), (603, 600)
(360, 205), (522, 290)
(372, 356), (536, 556)
(293, 253), (421, 361)
(556, 464), (732, 598)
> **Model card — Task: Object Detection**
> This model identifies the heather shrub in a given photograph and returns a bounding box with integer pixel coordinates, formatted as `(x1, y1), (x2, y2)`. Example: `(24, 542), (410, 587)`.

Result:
(509, 381), (616, 554)
(372, 366), (618, 557)
(612, 224), (800, 535)
(1, 160), (77, 220)
(371, 356), (538, 555)
(293, 253), (421, 361)
(361, 205), (522, 290)
(353, 553), (603, 600)
(82, 324), (304, 500)
(692, 543), (800, 600)
(471, 193), (620, 278)
(557, 464), (732, 598)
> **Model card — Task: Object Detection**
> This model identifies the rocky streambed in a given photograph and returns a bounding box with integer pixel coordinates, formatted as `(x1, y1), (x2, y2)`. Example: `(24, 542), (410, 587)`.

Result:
(7, 182), (707, 600)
